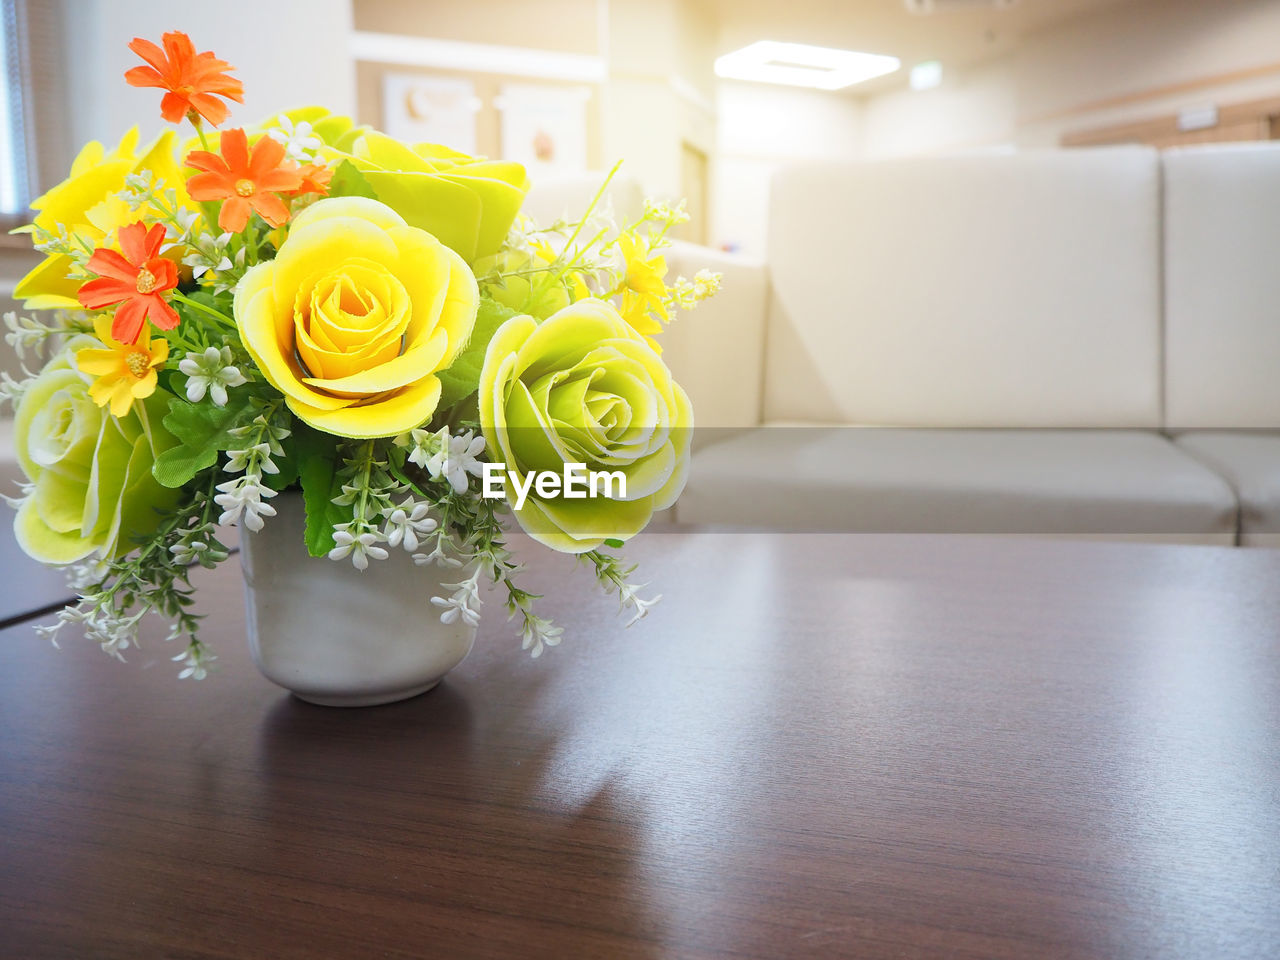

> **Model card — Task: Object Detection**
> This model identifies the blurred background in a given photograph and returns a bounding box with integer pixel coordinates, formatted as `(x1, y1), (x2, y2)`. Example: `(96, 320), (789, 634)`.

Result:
(4, 0), (1280, 264)
(4, 0), (1280, 541)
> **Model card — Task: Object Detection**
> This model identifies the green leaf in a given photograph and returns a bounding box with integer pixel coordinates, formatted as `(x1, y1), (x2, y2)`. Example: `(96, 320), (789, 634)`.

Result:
(436, 296), (520, 411)
(152, 394), (253, 488)
(327, 160), (379, 201)
(295, 426), (348, 557)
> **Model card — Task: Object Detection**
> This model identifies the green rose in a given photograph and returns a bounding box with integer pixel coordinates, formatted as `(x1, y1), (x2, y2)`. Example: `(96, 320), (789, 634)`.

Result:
(11, 344), (180, 564)
(323, 132), (529, 262)
(478, 298), (693, 553)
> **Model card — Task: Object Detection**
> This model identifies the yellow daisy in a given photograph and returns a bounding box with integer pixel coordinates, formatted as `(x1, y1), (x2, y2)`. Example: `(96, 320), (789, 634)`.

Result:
(615, 232), (671, 352)
(75, 315), (169, 417)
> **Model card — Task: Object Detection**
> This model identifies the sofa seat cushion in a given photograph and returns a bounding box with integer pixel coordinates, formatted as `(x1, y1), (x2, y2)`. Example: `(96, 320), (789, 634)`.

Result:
(1175, 432), (1280, 547)
(676, 428), (1237, 543)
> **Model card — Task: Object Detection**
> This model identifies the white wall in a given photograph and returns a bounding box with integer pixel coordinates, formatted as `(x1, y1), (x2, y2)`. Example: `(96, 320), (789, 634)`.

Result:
(1019, 0), (1280, 147)
(858, 0), (1280, 157)
(862, 57), (1015, 159)
(712, 81), (862, 256)
(601, 0), (716, 199)
(59, 0), (355, 150)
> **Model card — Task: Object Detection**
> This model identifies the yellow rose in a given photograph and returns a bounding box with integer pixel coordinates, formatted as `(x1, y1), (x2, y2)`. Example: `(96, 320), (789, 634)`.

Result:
(234, 197), (478, 439)
(13, 128), (193, 310)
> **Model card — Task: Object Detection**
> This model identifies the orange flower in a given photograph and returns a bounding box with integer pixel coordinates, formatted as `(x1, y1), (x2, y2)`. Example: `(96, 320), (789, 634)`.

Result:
(290, 162), (333, 197)
(125, 31), (244, 127)
(77, 221), (180, 344)
(186, 129), (303, 232)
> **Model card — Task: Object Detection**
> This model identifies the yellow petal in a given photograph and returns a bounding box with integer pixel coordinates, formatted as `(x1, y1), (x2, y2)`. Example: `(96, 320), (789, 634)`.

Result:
(76, 349), (122, 377)
(288, 374), (442, 439)
(302, 328), (448, 397)
(235, 270), (350, 412)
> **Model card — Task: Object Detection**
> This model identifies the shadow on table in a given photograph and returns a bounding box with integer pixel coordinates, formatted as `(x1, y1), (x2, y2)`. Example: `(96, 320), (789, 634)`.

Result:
(252, 674), (670, 957)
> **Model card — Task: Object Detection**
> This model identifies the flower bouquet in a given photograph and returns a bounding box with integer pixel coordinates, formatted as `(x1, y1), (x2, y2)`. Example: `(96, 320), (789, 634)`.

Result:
(2, 31), (718, 697)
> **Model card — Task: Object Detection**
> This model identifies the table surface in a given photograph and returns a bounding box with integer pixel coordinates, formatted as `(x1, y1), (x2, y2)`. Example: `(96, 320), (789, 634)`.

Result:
(0, 520), (74, 627)
(1, 531), (1279, 960)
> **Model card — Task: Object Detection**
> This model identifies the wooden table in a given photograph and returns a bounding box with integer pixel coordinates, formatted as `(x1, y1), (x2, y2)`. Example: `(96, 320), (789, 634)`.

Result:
(1, 532), (1279, 959)
(0, 521), (73, 627)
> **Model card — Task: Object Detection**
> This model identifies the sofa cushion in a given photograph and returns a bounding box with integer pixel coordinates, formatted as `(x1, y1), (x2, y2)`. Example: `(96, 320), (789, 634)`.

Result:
(764, 150), (1162, 428)
(660, 242), (768, 434)
(676, 427), (1237, 544)
(1163, 145), (1280, 429)
(1175, 431), (1280, 547)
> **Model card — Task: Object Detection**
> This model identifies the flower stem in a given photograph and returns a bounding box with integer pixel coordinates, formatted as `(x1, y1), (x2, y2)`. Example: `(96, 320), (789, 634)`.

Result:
(170, 290), (236, 330)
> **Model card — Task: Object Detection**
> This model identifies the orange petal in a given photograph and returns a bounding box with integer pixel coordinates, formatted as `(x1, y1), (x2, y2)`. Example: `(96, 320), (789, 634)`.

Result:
(127, 37), (170, 75)
(112, 298), (148, 344)
(146, 296), (181, 331)
(78, 277), (134, 310)
(123, 65), (165, 89)
(85, 248), (139, 284)
(116, 222), (149, 265)
(251, 193), (290, 228)
(220, 128), (250, 173)
(187, 93), (230, 127)
(159, 92), (192, 125)
(217, 196), (251, 233)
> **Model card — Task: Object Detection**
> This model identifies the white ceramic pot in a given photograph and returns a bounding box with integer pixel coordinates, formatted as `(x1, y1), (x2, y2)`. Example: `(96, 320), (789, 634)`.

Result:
(240, 491), (476, 707)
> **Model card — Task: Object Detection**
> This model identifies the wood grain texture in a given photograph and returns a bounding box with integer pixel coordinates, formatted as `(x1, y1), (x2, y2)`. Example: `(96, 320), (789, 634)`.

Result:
(2, 533), (1279, 959)
(0, 524), (74, 626)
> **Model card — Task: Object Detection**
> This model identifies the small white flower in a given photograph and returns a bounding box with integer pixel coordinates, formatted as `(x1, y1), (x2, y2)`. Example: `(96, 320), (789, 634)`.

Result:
(267, 115), (323, 163)
(521, 616), (563, 659)
(214, 476), (278, 531)
(328, 524), (389, 570)
(382, 499), (437, 552)
(172, 648), (212, 680)
(412, 537), (464, 569)
(403, 427), (439, 471)
(431, 576), (483, 627)
(180, 346), (247, 406)
(169, 540), (209, 566)
(424, 428), (487, 495)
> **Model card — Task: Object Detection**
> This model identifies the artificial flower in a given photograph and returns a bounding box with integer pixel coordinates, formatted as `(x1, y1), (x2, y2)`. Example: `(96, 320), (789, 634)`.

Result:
(178, 345), (247, 405)
(75, 315), (169, 417)
(322, 132), (529, 261)
(616, 233), (669, 348)
(289, 162), (333, 197)
(10, 340), (179, 563)
(266, 114), (324, 162)
(478, 298), (693, 553)
(77, 221), (180, 343)
(186, 128), (303, 232)
(382, 499), (437, 552)
(234, 196), (478, 438)
(12, 129), (193, 310)
(260, 107), (363, 152)
(125, 31), (243, 126)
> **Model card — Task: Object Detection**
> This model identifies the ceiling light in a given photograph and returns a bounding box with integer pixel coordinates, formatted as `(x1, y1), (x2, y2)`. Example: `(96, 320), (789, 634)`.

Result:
(910, 61), (943, 90)
(351, 32), (607, 83)
(714, 41), (900, 91)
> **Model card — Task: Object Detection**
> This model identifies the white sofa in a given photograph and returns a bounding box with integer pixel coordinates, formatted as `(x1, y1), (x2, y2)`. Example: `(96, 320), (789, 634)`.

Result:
(660, 145), (1280, 545)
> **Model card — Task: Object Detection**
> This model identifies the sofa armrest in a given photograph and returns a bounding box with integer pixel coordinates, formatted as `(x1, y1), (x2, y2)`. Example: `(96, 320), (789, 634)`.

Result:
(660, 241), (768, 438)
